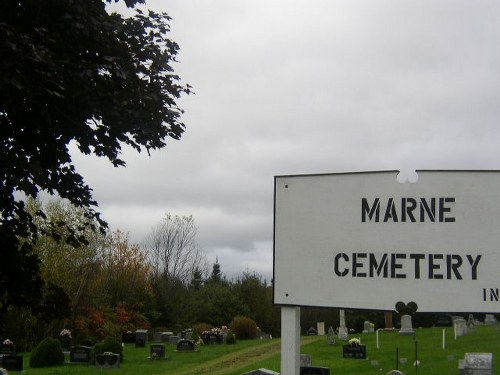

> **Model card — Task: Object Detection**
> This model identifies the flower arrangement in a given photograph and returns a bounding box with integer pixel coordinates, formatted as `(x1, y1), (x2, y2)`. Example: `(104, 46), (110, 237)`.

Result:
(348, 337), (361, 346)
(60, 329), (72, 339)
(2, 339), (13, 346)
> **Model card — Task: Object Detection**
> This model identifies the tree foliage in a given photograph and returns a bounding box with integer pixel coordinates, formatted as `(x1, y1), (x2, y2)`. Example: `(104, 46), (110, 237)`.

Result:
(0, 0), (190, 323)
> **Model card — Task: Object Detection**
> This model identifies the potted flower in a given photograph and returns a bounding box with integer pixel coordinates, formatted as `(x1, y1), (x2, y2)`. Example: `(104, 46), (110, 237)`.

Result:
(1, 339), (16, 354)
(348, 337), (360, 347)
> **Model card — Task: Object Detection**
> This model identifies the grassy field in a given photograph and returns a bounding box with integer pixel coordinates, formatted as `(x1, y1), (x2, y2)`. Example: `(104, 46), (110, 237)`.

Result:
(9, 324), (500, 374)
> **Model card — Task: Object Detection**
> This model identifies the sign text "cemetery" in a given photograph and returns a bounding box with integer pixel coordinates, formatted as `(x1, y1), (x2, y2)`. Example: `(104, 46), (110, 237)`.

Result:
(333, 252), (481, 280)
(362, 197), (456, 223)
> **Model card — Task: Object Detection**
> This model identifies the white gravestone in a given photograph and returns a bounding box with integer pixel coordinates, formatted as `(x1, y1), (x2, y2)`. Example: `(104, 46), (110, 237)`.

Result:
(455, 318), (468, 337)
(317, 322), (325, 336)
(399, 315), (415, 335)
(338, 309), (348, 340)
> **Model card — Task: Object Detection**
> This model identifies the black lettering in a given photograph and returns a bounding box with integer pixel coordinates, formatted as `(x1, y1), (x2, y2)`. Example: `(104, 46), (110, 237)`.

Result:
(362, 198), (380, 222)
(466, 254), (481, 280)
(390, 253), (406, 278)
(353, 253), (367, 277)
(402, 198), (417, 222)
(334, 253), (349, 277)
(409, 253), (425, 279)
(419, 198), (436, 222)
(429, 254), (443, 279)
(439, 197), (455, 222)
(369, 253), (388, 277)
(383, 198), (399, 222)
(446, 254), (463, 279)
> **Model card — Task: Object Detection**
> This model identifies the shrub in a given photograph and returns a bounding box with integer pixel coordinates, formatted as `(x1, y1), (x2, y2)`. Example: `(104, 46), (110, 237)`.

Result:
(91, 336), (123, 363)
(29, 337), (64, 368)
(229, 316), (258, 340)
(225, 330), (236, 344)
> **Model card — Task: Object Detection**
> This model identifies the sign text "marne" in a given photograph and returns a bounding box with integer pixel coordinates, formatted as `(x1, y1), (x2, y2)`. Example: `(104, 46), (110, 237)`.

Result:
(362, 197), (455, 223)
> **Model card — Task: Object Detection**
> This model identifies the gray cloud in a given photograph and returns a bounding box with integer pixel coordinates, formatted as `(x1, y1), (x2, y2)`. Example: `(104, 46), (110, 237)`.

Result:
(75, 0), (500, 280)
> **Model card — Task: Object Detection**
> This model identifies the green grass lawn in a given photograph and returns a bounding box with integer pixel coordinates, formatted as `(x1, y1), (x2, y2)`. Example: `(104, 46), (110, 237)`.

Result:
(10, 324), (500, 374)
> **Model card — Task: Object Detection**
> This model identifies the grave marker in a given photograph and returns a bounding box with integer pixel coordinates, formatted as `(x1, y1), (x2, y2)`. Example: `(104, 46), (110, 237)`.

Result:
(70, 346), (91, 364)
(1, 355), (23, 372)
(176, 339), (195, 352)
(459, 352), (493, 375)
(150, 344), (166, 359)
(135, 329), (148, 347)
(95, 353), (120, 369)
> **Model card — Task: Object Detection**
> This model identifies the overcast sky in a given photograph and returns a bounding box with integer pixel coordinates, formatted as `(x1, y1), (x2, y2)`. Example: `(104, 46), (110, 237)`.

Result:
(72, 0), (500, 281)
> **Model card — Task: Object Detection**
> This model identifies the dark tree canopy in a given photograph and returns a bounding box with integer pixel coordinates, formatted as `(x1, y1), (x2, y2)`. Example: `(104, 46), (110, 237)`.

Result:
(0, 0), (190, 322)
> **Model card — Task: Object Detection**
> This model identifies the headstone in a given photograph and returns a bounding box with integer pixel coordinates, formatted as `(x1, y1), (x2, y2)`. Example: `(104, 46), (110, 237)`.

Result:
(435, 315), (453, 327)
(399, 358), (408, 365)
(176, 339), (195, 352)
(241, 369), (280, 375)
(363, 321), (374, 333)
(386, 371), (404, 375)
(0, 344), (15, 355)
(484, 314), (497, 325)
(161, 332), (173, 342)
(300, 354), (312, 367)
(316, 322), (325, 336)
(338, 309), (348, 340)
(150, 344), (166, 359)
(455, 318), (468, 337)
(300, 366), (330, 375)
(460, 352), (493, 375)
(95, 353), (120, 369)
(1, 355), (23, 372)
(135, 329), (148, 347)
(168, 335), (179, 345)
(342, 343), (367, 359)
(122, 331), (136, 344)
(70, 346), (91, 363)
(327, 326), (335, 345)
(399, 315), (415, 335)
(153, 332), (162, 342)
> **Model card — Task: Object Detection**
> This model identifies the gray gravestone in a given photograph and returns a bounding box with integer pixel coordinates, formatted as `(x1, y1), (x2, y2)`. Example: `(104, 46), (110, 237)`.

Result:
(399, 315), (415, 335)
(176, 339), (195, 352)
(455, 318), (468, 337)
(135, 329), (148, 347)
(363, 321), (374, 333)
(95, 353), (120, 369)
(161, 332), (173, 342)
(484, 314), (497, 325)
(327, 326), (335, 345)
(150, 344), (166, 359)
(169, 335), (179, 345)
(300, 354), (312, 367)
(70, 346), (91, 363)
(338, 309), (348, 340)
(460, 353), (493, 375)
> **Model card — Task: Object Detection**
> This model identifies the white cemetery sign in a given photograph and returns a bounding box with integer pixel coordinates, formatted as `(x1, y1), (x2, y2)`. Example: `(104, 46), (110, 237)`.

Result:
(274, 170), (500, 312)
